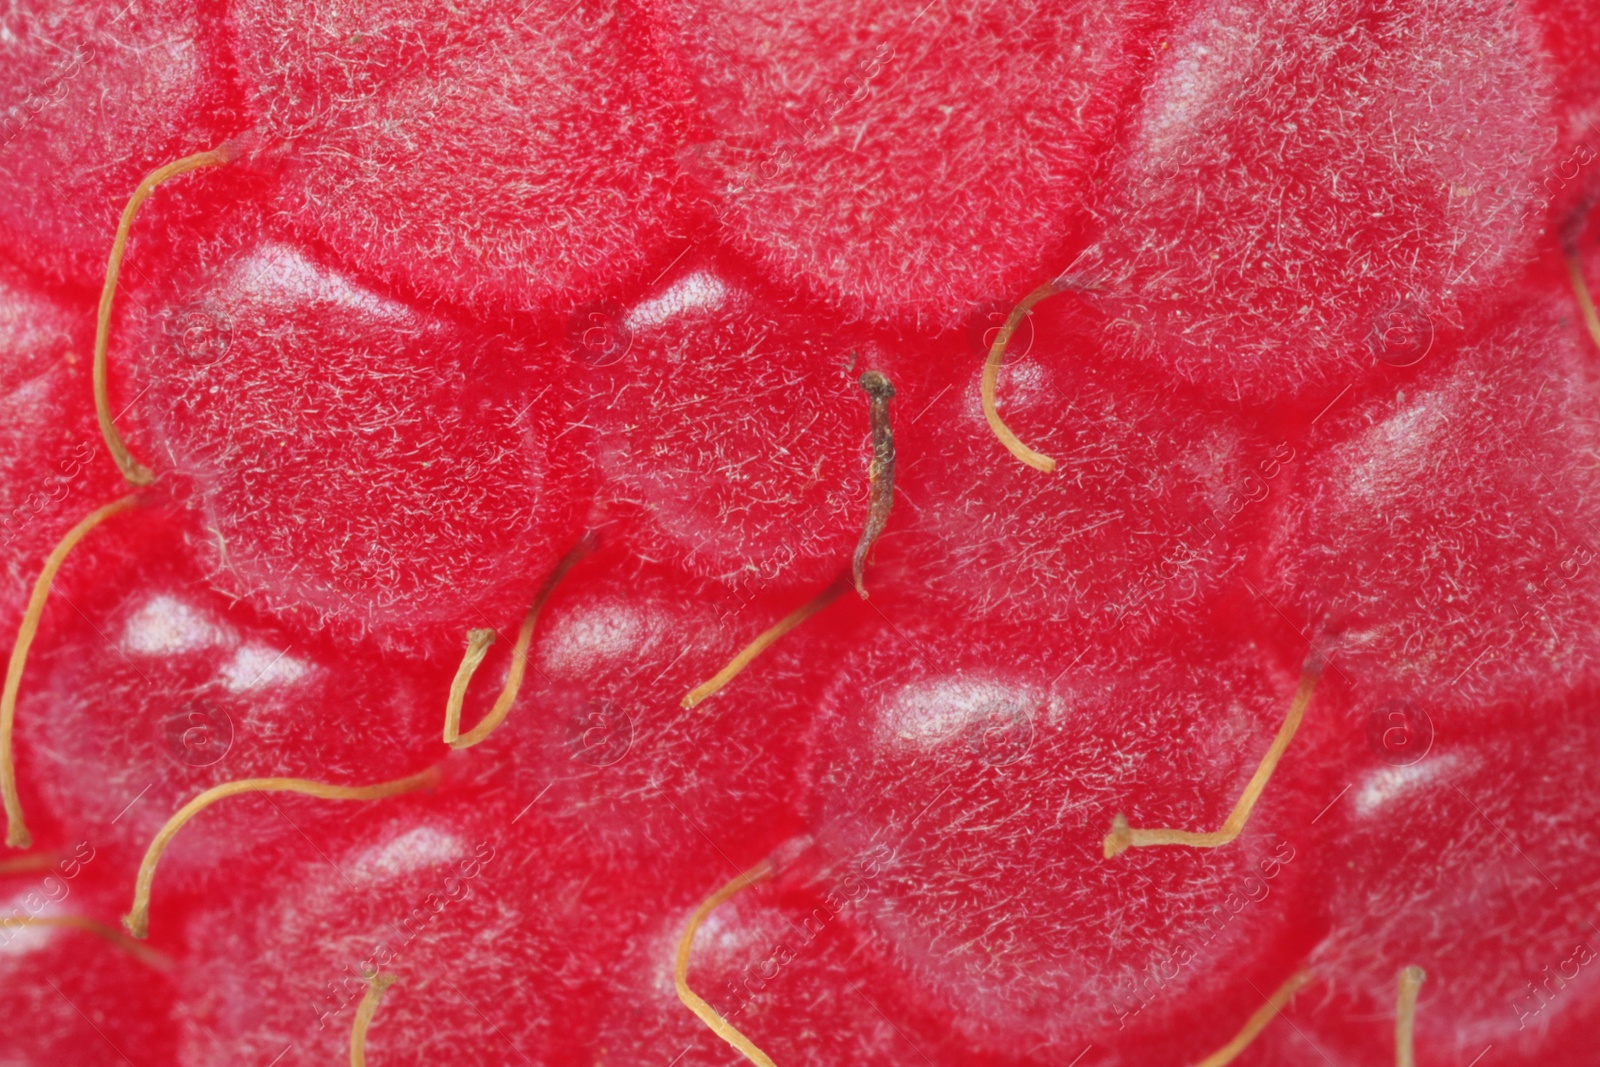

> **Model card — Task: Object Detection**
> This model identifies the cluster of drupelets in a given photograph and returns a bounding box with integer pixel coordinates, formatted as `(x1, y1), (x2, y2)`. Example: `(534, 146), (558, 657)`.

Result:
(0, 139), (1440, 1067)
(4, 1), (1600, 1065)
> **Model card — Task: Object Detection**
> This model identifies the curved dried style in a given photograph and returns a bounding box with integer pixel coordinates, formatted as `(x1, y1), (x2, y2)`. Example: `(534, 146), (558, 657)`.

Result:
(1, 494), (139, 849)
(95, 145), (235, 486)
(675, 858), (778, 1067)
(1105, 660), (1322, 858)
(123, 767), (439, 938)
(981, 279), (1062, 473)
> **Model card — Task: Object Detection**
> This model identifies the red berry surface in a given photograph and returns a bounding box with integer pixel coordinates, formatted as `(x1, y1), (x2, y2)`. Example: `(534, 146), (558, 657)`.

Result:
(807, 621), (1329, 1061)
(655, 0), (1165, 328)
(1279, 711), (1600, 1067)
(876, 300), (1281, 648)
(454, 547), (836, 860)
(1258, 290), (1600, 726)
(0, 264), (122, 623)
(115, 219), (588, 645)
(227, 0), (693, 318)
(0, 0), (240, 288)
(584, 254), (914, 590)
(594, 838), (992, 1066)
(1070, 0), (1551, 402)
(0, 2), (1597, 1066)
(177, 790), (685, 1066)
(1525, 0), (1600, 226)
(13, 507), (441, 883)
(0, 862), (178, 1067)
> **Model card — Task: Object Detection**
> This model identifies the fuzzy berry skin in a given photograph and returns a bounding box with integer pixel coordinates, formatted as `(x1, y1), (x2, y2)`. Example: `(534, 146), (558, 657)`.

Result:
(114, 218), (590, 648)
(584, 253), (918, 592)
(595, 840), (997, 1067)
(176, 789), (698, 1067)
(805, 619), (1331, 1062)
(1524, 0), (1600, 229)
(1070, 0), (1552, 404)
(226, 0), (694, 320)
(13, 506), (442, 885)
(450, 546), (851, 864)
(1288, 709), (1600, 1067)
(875, 300), (1282, 651)
(0, 264), (124, 624)
(655, 0), (1167, 328)
(0, 0), (1596, 1064)
(0, 0), (241, 289)
(1257, 291), (1600, 728)
(0, 866), (179, 1067)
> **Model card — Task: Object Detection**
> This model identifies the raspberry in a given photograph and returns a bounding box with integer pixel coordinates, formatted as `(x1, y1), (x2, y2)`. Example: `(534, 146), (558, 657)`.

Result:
(585, 253), (919, 592)
(598, 839), (992, 1066)
(0, 0), (241, 288)
(113, 217), (589, 646)
(448, 547), (840, 861)
(1290, 714), (1600, 1066)
(877, 300), (1280, 650)
(176, 790), (675, 1067)
(0, 3), (1593, 1064)
(12, 507), (441, 884)
(656, 0), (1166, 328)
(0, 863), (178, 1067)
(0, 264), (122, 625)
(1068, 0), (1551, 402)
(806, 620), (1329, 1060)
(1257, 290), (1600, 726)
(1525, 0), (1600, 227)
(226, 0), (694, 319)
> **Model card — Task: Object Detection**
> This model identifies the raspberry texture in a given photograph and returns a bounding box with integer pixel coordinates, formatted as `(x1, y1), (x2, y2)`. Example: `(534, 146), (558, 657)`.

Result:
(1069, 0), (1552, 402)
(0, 2), (1596, 1066)
(115, 220), (589, 646)
(656, 0), (1167, 328)
(227, 0), (695, 319)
